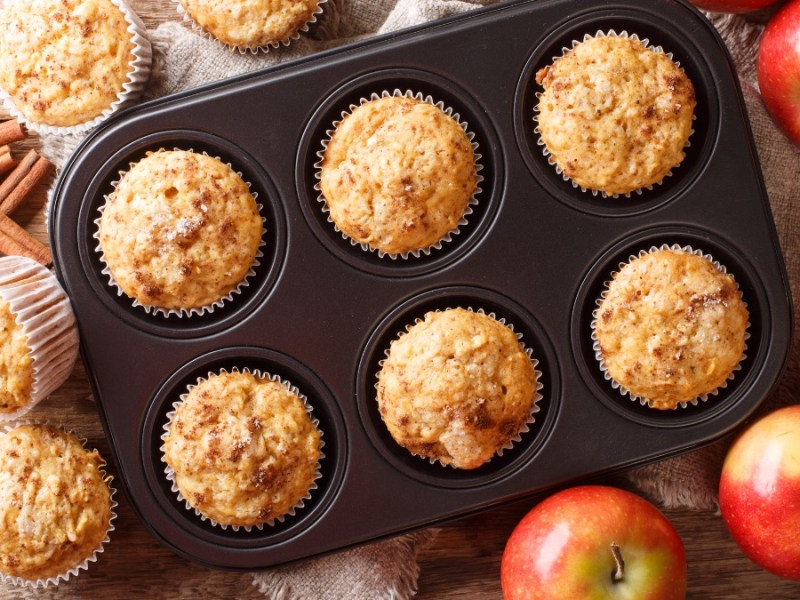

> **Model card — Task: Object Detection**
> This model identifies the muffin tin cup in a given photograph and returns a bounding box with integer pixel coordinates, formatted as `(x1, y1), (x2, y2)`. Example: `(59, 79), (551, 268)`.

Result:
(0, 257), (79, 421)
(0, 422), (117, 588)
(314, 89), (484, 260)
(376, 306), (543, 469)
(0, 0), (152, 137)
(93, 149), (267, 319)
(533, 29), (696, 199)
(172, 0), (327, 54)
(159, 367), (325, 532)
(591, 243), (751, 409)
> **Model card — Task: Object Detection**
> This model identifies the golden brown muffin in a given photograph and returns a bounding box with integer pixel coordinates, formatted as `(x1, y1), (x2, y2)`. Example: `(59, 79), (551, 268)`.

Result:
(97, 150), (263, 312)
(594, 248), (749, 409)
(178, 0), (322, 49)
(376, 308), (538, 469)
(162, 371), (321, 527)
(319, 95), (477, 255)
(0, 424), (112, 582)
(0, 0), (135, 127)
(0, 297), (33, 416)
(535, 35), (695, 195)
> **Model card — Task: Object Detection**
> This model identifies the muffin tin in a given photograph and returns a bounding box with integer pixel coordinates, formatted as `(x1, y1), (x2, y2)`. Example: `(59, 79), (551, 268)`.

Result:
(49, 0), (793, 569)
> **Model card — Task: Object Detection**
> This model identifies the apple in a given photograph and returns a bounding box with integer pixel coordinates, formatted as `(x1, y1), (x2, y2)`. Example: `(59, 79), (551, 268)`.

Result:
(501, 485), (687, 600)
(687, 0), (781, 13)
(719, 405), (800, 580)
(758, 0), (800, 147)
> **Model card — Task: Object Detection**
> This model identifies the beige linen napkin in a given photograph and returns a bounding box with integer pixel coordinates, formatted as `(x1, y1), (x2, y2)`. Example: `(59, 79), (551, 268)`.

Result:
(39, 1), (799, 598)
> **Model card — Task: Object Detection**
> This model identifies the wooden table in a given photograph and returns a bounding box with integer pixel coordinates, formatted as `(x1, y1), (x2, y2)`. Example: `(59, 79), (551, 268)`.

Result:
(3, 1), (800, 598)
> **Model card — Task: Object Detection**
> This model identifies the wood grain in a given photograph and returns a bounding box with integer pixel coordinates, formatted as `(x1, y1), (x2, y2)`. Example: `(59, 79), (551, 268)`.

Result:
(1, 1), (799, 598)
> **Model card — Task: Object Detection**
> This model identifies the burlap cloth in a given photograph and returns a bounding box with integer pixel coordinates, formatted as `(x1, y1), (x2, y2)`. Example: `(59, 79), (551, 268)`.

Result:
(39, 2), (799, 598)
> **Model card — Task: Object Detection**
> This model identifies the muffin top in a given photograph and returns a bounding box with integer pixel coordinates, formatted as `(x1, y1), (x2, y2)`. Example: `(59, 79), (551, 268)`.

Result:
(535, 35), (695, 195)
(0, 0), (134, 127)
(594, 248), (749, 409)
(163, 371), (321, 527)
(0, 297), (33, 416)
(0, 424), (112, 581)
(376, 308), (537, 469)
(97, 150), (263, 311)
(319, 96), (477, 255)
(178, 0), (321, 49)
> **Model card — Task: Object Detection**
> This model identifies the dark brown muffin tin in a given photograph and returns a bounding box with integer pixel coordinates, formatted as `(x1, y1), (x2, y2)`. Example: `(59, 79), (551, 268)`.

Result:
(49, 0), (793, 569)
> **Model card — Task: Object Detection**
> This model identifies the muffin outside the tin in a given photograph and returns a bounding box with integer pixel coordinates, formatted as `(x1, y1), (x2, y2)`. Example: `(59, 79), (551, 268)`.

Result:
(376, 308), (539, 470)
(593, 247), (749, 410)
(0, 0), (150, 134)
(96, 149), (263, 315)
(535, 34), (696, 196)
(176, 0), (324, 51)
(162, 370), (322, 528)
(319, 95), (478, 256)
(0, 424), (114, 585)
(0, 256), (79, 420)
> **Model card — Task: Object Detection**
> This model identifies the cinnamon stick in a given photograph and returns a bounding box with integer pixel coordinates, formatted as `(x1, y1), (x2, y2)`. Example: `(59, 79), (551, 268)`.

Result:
(0, 145), (9, 157)
(0, 154), (16, 177)
(0, 214), (51, 265)
(0, 149), (41, 209)
(0, 119), (25, 146)
(0, 155), (52, 215)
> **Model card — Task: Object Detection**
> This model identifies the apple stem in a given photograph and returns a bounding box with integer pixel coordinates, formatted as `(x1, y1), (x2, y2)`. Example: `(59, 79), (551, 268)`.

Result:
(610, 542), (625, 583)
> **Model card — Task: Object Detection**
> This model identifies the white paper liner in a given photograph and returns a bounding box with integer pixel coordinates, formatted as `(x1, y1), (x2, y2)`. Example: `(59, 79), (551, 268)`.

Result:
(0, 257), (79, 421)
(314, 89), (484, 260)
(173, 0), (327, 53)
(591, 243), (751, 409)
(0, 422), (117, 587)
(160, 367), (325, 531)
(532, 30), (696, 198)
(376, 307), (543, 469)
(0, 0), (152, 137)
(92, 148), (267, 318)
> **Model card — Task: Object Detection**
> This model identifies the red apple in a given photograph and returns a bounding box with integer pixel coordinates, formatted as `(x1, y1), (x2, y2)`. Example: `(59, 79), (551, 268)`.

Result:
(758, 0), (800, 146)
(719, 405), (800, 580)
(501, 485), (687, 600)
(688, 0), (780, 13)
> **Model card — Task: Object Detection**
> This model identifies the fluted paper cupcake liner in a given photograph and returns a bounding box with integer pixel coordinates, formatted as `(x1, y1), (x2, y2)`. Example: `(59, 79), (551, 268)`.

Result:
(160, 367), (324, 531)
(0, 0), (152, 137)
(93, 149), (266, 318)
(591, 243), (750, 409)
(0, 422), (117, 587)
(376, 307), (543, 468)
(314, 89), (484, 260)
(0, 257), (79, 420)
(533, 30), (695, 198)
(173, 0), (327, 53)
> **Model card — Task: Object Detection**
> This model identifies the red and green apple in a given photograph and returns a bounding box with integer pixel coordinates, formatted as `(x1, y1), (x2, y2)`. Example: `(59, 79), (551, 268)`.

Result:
(501, 485), (687, 600)
(687, 0), (780, 14)
(719, 405), (800, 580)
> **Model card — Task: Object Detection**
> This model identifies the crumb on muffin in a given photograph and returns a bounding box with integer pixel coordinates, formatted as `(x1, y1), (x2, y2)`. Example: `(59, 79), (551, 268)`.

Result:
(0, 424), (112, 581)
(162, 371), (321, 527)
(320, 95), (477, 255)
(376, 308), (537, 469)
(594, 248), (749, 409)
(0, 0), (135, 127)
(535, 35), (695, 195)
(97, 150), (263, 311)
(0, 297), (33, 415)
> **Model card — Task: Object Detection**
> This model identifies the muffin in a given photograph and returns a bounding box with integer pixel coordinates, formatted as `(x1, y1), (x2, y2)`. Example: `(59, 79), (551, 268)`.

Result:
(96, 150), (263, 314)
(162, 370), (322, 528)
(0, 257), (79, 420)
(176, 0), (324, 50)
(376, 308), (539, 469)
(0, 424), (114, 585)
(0, 0), (150, 133)
(593, 247), (749, 409)
(535, 34), (695, 196)
(319, 94), (478, 256)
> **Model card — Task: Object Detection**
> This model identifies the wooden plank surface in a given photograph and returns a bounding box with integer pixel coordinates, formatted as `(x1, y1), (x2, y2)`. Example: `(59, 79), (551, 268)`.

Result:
(2, 1), (799, 598)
